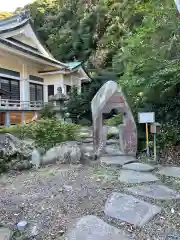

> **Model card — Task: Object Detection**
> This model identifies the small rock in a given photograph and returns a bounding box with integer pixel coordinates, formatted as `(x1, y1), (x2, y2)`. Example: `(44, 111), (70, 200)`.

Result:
(171, 208), (175, 214)
(59, 230), (65, 236)
(17, 220), (28, 231)
(31, 149), (41, 169)
(63, 185), (73, 191)
(31, 225), (39, 236)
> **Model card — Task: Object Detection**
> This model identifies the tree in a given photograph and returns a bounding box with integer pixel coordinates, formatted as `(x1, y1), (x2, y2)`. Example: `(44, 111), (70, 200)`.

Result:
(0, 12), (12, 20)
(66, 71), (117, 123)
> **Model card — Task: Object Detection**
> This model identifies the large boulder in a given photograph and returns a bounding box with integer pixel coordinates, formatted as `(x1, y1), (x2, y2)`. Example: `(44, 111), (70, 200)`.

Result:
(42, 141), (81, 165)
(0, 133), (34, 158)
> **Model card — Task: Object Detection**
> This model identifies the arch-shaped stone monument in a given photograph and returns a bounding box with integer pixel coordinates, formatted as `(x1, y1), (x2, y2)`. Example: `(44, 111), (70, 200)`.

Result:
(91, 80), (137, 157)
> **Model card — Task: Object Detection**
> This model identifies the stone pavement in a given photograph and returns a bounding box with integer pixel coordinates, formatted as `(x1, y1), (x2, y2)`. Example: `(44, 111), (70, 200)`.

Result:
(118, 170), (159, 184)
(68, 127), (180, 239)
(65, 163), (180, 240)
(65, 215), (130, 240)
(104, 192), (161, 227)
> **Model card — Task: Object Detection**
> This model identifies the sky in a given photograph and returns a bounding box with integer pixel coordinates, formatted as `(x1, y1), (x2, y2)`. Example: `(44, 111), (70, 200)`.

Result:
(0, 0), (34, 12)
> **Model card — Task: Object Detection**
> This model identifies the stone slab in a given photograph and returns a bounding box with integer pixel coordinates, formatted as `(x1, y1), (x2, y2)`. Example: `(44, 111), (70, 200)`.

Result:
(106, 139), (119, 145)
(101, 156), (135, 166)
(127, 184), (180, 200)
(82, 145), (94, 152)
(157, 166), (180, 178)
(105, 146), (123, 156)
(65, 215), (130, 240)
(82, 138), (93, 143)
(0, 227), (11, 240)
(119, 170), (159, 184)
(122, 163), (155, 172)
(104, 192), (161, 227)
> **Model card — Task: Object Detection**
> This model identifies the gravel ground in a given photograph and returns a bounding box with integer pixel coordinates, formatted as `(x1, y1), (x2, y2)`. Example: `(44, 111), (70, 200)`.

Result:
(0, 163), (180, 239)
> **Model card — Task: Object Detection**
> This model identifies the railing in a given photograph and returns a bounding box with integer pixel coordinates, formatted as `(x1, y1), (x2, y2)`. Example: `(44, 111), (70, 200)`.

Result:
(0, 99), (44, 110)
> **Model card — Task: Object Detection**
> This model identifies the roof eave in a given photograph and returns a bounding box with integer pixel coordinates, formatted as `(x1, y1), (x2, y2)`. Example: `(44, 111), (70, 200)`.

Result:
(0, 38), (66, 69)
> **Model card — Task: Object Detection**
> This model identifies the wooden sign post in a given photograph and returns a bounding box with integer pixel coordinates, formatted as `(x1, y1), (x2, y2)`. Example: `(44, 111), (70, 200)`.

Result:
(138, 112), (155, 156)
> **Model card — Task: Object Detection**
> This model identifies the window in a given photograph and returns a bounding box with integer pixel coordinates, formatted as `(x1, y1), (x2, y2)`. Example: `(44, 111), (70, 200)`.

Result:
(48, 85), (54, 96)
(66, 85), (72, 95)
(29, 75), (44, 82)
(30, 83), (43, 102)
(0, 77), (20, 100)
(0, 68), (20, 78)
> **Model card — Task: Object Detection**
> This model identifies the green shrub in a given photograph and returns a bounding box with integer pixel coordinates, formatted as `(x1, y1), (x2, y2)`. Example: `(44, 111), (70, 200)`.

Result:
(158, 122), (180, 148)
(104, 114), (123, 126)
(0, 119), (80, 150)
(39, 103), (56, 119)
(78, 118), (91, 126)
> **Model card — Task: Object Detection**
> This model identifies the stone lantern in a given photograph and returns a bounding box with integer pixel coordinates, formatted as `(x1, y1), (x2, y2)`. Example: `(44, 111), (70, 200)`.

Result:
(49, 87), (69, 120)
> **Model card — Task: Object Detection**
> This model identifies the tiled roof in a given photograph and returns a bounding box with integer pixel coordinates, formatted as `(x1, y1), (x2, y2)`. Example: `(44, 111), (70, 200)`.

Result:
(0, 12), (29, 34)
(63, 61), (82, 69)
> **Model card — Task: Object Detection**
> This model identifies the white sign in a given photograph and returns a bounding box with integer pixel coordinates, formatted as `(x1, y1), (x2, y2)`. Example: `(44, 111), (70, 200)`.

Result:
(138, 112), (155, 123)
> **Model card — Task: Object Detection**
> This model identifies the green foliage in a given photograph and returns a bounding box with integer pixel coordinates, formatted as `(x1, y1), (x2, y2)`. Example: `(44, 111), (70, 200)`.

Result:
(78, 118), (91, 126)
(117, 0), (180, 147)
(158, 122), (180, 148)
(104, 114), (123, 126)
(66, 72), (112, 123)
(1, 119), (80, 150)
(39, 103), (56, 119)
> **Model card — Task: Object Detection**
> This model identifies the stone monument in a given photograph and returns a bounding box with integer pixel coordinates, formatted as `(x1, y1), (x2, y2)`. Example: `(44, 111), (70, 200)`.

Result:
(91, 81), (137, 156)
(49, 87), (68, 120)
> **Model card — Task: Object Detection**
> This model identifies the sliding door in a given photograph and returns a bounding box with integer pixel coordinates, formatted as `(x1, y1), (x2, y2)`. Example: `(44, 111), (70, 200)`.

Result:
(0, 77), (20, 100)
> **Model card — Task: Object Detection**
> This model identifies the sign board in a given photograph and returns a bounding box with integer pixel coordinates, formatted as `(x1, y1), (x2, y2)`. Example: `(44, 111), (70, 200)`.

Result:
(150, 122), (161, 134)
(138, 112), (155, 123)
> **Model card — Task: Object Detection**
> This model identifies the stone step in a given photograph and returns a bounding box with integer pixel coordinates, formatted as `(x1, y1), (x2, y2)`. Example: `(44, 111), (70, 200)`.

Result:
(122, 162), (155, 172)
(105, 146), (124, 156)
(104, 192), (161, 227)
(65, 215), (131, 240)
(106, 139), (119, 145)
(126, 184), (180, 200)
(101, 156), (135, 166)
(157, 166), (180, 178)
(82, 137), (93, 143)
(118, 170), (159, 184)
(79, 132), (93, 138)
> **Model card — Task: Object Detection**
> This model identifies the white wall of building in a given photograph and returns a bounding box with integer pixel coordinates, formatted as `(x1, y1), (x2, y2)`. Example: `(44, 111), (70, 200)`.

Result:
(43, 73), (64, 102)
